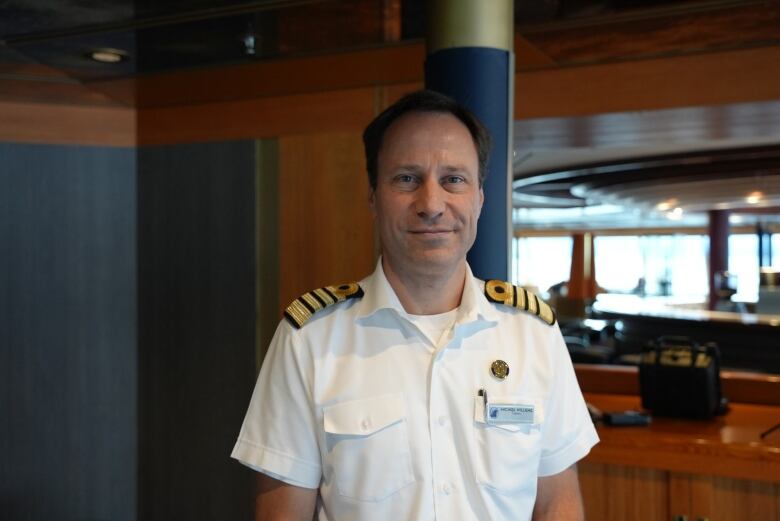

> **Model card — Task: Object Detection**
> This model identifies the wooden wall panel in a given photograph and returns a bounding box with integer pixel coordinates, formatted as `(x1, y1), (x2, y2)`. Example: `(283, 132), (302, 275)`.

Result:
(517, 46), (780, 119)
(278, 131), (376, 314)
(671, 472), (780, 521)
(138, 88), (376, 146)
(579, 462), (669, 521)
(0, 77), (121, 107)
(699, 476), (780, 520)
(0, 101), (135, 146)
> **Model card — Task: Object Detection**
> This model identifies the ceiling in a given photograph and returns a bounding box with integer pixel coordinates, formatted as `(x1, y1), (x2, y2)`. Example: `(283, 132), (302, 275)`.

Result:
(3, 0), (780, 229)
(512, 98), (780, 228)
(3, 0), (780, 98)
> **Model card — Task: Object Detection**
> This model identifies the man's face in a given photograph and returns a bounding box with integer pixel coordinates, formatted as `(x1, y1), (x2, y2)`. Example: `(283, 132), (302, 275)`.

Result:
(370, 111), (484, 276)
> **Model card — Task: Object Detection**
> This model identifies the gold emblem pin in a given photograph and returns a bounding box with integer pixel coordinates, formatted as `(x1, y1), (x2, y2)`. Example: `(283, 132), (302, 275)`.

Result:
(491, 360), (509, 380)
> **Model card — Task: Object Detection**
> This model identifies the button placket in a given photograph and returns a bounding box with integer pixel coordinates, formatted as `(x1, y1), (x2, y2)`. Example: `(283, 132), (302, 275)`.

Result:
(429, 353), (461, 521)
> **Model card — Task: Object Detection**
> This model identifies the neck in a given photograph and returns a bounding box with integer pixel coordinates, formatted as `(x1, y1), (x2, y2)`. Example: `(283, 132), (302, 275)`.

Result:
(381, 256), (467, 315)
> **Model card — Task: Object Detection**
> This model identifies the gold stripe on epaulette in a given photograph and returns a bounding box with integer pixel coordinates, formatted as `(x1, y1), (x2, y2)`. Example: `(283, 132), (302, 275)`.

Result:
(527, 291), (539, 315)
(484, 280), (556, 326)
(538, 302), (556, 325)
(284, 282), (364, 329)
(300, 292), (324, 312)
(516, 286), (528, 310)
(313, 288), (336, 306)
(284, 299), (312, 329)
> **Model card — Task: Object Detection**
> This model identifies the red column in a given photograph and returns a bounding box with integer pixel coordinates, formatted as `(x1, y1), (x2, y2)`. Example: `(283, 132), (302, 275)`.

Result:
(569, 232), (598, 300)
(708, 210), (730, 310)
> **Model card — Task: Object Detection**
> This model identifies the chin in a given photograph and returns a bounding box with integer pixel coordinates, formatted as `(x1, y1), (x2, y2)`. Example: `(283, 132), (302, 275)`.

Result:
(410, 250), (464, 270)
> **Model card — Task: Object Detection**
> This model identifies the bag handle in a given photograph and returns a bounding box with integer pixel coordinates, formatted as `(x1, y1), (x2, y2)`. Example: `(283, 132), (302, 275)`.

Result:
(656, 335), (698, 349)
(652, 336), (705, 368)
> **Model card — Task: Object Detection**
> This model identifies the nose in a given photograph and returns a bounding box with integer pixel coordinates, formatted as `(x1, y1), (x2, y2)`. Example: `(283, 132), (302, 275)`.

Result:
(415, 177), (445, 220)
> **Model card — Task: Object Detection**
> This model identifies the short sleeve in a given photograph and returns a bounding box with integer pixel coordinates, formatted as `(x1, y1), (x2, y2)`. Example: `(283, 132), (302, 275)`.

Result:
(537, 326), (599, 477)
(231, 320), (322, 488)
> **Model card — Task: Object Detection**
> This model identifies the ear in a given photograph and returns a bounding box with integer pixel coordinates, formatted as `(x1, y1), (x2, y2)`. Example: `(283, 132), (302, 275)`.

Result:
(478, 187), (484, 215)
(368, 186), (377, 217)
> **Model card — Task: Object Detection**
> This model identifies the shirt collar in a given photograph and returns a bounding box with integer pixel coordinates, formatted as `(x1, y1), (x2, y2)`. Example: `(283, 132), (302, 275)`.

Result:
(355, 257), (406, 320)
(355, 257), (500, 325)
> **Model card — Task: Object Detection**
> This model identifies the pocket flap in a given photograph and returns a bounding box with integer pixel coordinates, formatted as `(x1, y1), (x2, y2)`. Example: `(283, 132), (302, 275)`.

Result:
(324, 393), (406, 435)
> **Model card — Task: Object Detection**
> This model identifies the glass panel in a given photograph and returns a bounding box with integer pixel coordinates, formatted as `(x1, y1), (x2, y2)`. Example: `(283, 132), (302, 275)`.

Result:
(729, 234), (759, 302)
(595, 235), (708, 300)
(512, 236), (573, 295)
(594, 236), (643, 293)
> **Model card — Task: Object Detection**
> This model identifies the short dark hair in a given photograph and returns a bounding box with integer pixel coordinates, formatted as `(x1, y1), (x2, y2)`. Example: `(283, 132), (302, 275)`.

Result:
(362, 89), (492, 190)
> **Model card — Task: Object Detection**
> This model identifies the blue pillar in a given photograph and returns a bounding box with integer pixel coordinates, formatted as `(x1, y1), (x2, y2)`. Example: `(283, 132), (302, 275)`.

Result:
(425, 0), (514, 282)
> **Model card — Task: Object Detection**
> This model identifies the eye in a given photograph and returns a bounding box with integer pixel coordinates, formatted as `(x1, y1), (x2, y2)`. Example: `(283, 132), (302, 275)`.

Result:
(444, 175), (465, 184)
(392, 173), (419, 186)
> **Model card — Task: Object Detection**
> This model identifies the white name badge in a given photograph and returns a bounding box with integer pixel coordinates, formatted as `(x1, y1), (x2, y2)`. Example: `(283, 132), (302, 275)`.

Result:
(474, 394), (544, 425)
(487, 404), (535, 424)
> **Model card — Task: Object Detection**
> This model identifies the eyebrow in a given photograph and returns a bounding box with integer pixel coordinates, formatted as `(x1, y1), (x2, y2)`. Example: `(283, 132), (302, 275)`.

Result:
(394, 164), (425, 173)
(441, 165), (470, 174)
(394, 164), (472, 175)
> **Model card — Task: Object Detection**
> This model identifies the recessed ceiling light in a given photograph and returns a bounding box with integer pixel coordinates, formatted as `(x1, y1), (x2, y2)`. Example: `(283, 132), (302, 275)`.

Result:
(656, 199), (678, 212)
(667, 207), (684, 220)
(746, 191), (763, 204)
(89, 48), (127, 64)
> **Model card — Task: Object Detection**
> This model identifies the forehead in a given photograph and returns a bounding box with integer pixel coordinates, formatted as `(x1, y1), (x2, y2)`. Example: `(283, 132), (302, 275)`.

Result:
(378, 111), (478, 168)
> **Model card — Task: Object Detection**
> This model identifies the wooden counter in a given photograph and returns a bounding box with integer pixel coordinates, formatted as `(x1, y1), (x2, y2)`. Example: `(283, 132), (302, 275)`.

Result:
(584, 393), (780, 483)
(575, 365), (780, 520)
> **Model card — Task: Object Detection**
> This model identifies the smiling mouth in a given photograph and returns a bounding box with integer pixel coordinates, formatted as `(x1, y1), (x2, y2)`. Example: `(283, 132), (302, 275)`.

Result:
(409, 229), (455, 238)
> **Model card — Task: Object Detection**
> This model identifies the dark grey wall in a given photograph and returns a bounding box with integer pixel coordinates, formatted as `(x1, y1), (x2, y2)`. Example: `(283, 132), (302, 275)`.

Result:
(0, 143), (138, 521)
(137, 141), (256, 521)
(1, 140), (258, 521)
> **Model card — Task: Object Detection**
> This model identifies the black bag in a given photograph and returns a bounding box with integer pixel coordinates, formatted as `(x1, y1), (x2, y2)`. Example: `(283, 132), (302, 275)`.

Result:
(639, 336), (728, 419)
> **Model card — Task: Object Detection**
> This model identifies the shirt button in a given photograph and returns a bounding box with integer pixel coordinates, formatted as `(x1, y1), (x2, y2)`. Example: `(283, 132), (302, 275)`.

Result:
(361, 419), (370, 431)
(438, 415), (447, 426)
(442, 483), (452, 495)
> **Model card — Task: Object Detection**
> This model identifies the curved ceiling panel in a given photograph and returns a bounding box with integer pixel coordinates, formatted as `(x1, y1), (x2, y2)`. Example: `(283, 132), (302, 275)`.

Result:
(514, 144), (780, 212)
(572, 173), (780, 212)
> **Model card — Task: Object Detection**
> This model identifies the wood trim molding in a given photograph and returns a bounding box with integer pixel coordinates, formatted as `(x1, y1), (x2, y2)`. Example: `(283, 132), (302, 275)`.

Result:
(98, 44), (426, 109)
(11, 44), (780, 145)
(517, 46), (780, 119)
(576, 364), (641, 396)
(575, 363), (780, 406)
(137, 45), (780, 144)
(0, 101), (135, 146)
(137, 87), (376, 145)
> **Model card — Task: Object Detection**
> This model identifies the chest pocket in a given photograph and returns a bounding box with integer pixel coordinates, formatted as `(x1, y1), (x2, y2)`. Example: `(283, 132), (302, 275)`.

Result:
(473, 396), (545, 495)
(323, 393), (415, 501)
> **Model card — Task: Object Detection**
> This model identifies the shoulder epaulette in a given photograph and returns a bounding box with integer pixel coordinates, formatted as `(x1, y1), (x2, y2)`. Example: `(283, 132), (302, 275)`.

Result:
(284, 282), (364, 329)
(484, 280), (556, 326)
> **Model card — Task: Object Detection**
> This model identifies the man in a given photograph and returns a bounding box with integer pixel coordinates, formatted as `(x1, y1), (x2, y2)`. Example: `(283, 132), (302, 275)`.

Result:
(232, 90), (598, 520)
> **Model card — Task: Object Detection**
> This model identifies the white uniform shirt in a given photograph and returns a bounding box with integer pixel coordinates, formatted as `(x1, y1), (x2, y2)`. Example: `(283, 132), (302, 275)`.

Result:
(232, 260), (598, 521)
